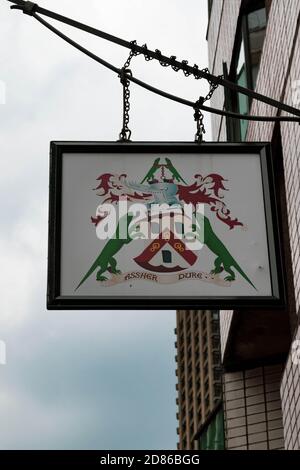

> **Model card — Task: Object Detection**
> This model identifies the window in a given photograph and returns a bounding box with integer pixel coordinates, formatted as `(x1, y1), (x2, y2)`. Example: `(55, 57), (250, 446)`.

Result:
(214, 383), (222, 398)
(248, 8), (268, 84)
(228, 1), (268, 141)
(236, 40), (249, 140)
(211, 320), (220, 334)
(212, 311), (219, 321)
(213, 351), (220, 365)
(198, 408), (225, 450)
(213, 366), (222, 382)
(208, 0), (214, 20)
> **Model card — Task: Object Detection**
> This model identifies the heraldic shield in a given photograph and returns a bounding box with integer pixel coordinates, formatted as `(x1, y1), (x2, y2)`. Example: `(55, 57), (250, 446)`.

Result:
(75, 156), (256, 292)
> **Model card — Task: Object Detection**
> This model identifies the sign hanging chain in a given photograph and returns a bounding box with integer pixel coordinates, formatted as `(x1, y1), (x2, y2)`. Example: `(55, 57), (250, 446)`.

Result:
(118, 43), (140, 142)
(194, 70), (223, 143)
(119, 41), (222, 143)
(118, 68), (132, 142)
(130, 42), (223, 142)
(194, 99), (206, 143)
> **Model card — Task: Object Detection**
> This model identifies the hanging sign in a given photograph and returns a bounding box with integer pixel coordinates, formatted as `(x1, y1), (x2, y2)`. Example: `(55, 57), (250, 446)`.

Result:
(47, 142), (284, 309)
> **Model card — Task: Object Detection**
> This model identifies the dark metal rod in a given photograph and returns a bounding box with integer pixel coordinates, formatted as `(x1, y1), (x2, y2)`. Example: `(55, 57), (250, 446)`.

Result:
(32, 12), (300, 124)
(33, 13), (120, 75)
(7, 0), (300, 118)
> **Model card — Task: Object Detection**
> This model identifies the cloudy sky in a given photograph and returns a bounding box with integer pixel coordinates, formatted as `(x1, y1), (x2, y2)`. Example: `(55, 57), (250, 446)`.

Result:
(0, 0), (210, 449)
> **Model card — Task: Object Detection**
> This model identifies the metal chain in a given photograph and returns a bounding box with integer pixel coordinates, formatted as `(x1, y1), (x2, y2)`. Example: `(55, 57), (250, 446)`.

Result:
(9, 4), (300, 124)
(136, 44), (224, 86)
(194, 98), (206, 143)
(118, 68), (132, 141)
(118, 42), (140, 142)
(201, 68), (223, 102)
(119, 41), (223, 142)
(130, 42), (223, 142)
(193, 70), (223, 143)
(123, 40), (140, 68)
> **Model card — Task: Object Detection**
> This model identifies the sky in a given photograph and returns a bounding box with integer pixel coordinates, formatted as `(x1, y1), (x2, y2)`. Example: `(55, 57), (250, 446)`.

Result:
(0, 0), (210, 450)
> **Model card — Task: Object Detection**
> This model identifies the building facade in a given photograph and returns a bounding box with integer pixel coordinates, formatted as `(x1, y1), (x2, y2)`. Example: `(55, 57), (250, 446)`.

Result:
(175, 0), (300, 451)
(207, 0), (300, 450)
(175, 310), (224, 450)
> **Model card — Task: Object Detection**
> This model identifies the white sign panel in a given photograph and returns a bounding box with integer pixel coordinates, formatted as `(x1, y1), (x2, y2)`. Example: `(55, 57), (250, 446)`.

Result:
(47, 142), (284, 309)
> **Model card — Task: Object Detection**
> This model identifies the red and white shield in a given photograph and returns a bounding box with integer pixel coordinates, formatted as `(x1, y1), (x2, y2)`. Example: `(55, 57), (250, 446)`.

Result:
(133, 210), (200, 273)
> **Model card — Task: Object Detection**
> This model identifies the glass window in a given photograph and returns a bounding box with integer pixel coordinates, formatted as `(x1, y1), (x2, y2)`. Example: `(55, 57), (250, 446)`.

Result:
(248, 7), (267, 87)
(212, 311), (219, 320)
(198, 408), (225, 450)
(236, 38), (250, 141)
(232, 2), (268, 141)
(208, 0), (214, 20)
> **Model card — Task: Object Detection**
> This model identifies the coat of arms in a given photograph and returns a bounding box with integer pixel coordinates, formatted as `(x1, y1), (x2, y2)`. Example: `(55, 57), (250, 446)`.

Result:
(76, 158), (256, 291)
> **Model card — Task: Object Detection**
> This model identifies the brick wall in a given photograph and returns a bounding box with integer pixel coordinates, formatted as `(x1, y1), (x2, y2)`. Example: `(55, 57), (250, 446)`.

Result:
(281, 331), (300, 450)
(208, 0), (300, 450)
(208, 0), (242, 141)
(246, 0), (300, 449)
(208, 0), (243, 355)
(224, 365), (285, 450)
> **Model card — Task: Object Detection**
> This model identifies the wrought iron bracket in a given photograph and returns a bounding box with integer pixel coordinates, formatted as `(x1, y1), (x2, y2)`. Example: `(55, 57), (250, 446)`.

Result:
(11, 0), (37, 15)
(7, 0), (300, 123)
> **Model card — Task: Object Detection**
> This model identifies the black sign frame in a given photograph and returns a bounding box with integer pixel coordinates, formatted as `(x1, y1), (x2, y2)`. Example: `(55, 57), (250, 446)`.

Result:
(47, 141), (285, 310)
